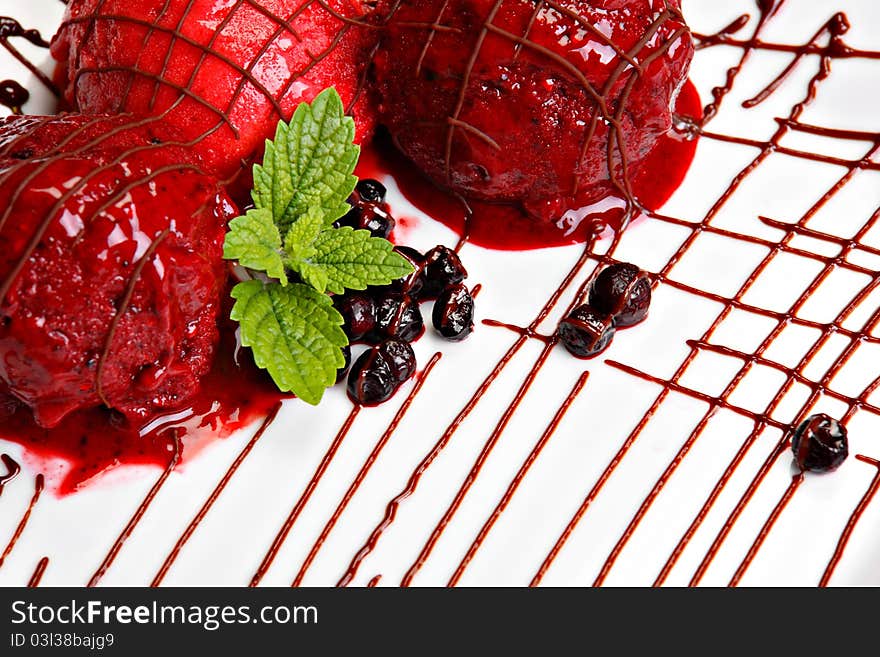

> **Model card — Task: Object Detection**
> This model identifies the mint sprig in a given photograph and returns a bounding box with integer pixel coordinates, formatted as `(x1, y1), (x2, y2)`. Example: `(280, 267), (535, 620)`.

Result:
(223, 207), (287, 285)
(230, 281), (347, 405)
(224, 88), (414, 405)
(252, 87), (360, 232)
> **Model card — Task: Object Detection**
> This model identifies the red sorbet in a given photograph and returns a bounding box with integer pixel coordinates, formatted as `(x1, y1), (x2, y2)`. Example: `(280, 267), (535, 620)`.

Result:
(51, 0), (378, 194)
(0, 114), (236, 429)
(372, 0), (694, 222)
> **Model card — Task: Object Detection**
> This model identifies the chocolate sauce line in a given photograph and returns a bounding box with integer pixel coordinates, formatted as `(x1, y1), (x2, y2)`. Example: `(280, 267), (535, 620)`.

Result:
(151, 404), (281, 587)
(448, 370), (589, 587)
(27, 556), (49, 587)
(0, 474), (44, 570)
(398, 331), (565, 586)
(290, 353), (442, 587)
(597, 23), (880, 586)
(526, 5), (880, 586)
(699, 129), (880, 172)
(679, 202), (880, 586)
(337, 243), (598, 587)
(399, 236), (626, 585)
(695, 0), (783, 124)
(0, 453), (20, 496)
(87, 432), (181, 587)
(249, 404), (361, 587)
(819, 455), (880, 587)
(4, 0), (879, 587)
(694, 33), (880, 60)
(728, 473), (803, 587)
(0, 16), (58, 99)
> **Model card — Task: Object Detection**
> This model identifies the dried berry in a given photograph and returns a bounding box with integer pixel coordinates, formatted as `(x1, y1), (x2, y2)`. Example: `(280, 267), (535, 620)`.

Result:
(368, 292), (424, 343)
(421, 245), (467, 298)
(347, 348), (397, 406)
(334, 202), (394, 238)
(357, 202), (395, 239)
(377, 339), (417, 384)
(391, 245), (426, 298)
(334, 293), (377, 342)
(433, 284), (475, 341)
(589, 263), (652, 328)
(356, 179), (387, 204)
(791, 414), (849, 473)
(557, 305), (615, 359)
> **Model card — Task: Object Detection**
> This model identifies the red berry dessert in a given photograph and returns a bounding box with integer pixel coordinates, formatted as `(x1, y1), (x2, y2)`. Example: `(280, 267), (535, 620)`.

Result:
(0, 114), (236, 428)
(51, 0), (378, 193)
(371, 0), (694, 223)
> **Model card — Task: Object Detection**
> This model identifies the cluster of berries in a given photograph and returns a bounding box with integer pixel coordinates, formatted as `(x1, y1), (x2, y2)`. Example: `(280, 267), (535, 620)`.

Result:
(334, 180), (476, 406)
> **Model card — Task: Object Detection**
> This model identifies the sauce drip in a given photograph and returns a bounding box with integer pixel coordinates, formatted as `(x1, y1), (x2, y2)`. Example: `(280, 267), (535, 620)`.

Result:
(0, 328), (286, 495)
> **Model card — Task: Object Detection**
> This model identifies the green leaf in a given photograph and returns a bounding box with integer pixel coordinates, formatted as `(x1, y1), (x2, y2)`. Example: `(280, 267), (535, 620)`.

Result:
(223, 208), (288, 284)
(287, 225), (414, 295)
(230, 280), (348, 405)
(252, 88), (359, 232)
(283, 205), (324, 262)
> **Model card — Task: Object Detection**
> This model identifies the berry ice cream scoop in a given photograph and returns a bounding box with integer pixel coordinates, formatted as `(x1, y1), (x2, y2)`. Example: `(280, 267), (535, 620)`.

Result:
(371, 0), (694, 222)
(51, 0), (378, 194)
(0, 114), (236, 428)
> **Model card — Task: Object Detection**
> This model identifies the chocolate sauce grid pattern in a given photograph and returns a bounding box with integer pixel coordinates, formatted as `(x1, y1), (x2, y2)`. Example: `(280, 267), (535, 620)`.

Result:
(0, 0), (879, 586)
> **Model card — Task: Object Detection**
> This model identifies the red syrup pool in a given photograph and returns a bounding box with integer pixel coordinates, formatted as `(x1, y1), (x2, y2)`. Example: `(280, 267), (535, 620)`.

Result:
(0, 323), (287, 495)
(358, 80), (703, 251)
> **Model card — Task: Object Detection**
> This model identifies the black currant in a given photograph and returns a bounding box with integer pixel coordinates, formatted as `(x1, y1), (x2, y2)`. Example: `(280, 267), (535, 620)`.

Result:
(334, 293), (377, 342)
(421, 246), (467, 298)
(368, 292), (424, 344)
(557, 305), (615, 359)
(791, 414), (849, 473)
(356, 179), (387, 204)
(433, 284), (475, 341)
(357, 202), (395, 239)
(347, 348), (397, 406)
(589, 263), (652, 328)
(391, 245), (426, 298)
(377, 338), (417, 384)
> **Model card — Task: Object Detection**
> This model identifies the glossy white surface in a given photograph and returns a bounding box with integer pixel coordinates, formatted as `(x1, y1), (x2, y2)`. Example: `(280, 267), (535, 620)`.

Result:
(1, 0), (879, 586)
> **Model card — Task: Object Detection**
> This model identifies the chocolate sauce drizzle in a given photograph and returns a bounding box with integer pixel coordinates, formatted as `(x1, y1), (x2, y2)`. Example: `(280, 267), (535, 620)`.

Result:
(0, 15), (56, 110)
(2, 1), (880, 587)
(87, 432), (182, 587)
(150, 404), (282, 587)
(289, 353), (442, 587)
(27, 556), (49, 587)
(338, 0), (880, 587)
(0, 474), (44, 570)
(480, 1), (880, 587)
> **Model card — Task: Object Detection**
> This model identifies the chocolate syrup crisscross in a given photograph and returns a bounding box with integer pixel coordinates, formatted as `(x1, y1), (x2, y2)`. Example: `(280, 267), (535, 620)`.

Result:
(4, 1), (880, 587)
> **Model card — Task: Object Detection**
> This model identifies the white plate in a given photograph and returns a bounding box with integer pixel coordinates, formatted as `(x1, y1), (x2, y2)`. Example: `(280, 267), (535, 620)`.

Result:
(1, 0), (879, 587)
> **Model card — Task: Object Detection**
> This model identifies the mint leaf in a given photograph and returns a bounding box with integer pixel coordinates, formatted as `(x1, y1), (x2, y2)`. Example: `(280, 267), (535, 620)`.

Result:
(223, 208), (287, 284)
(282, 206), (328, 292)
(282, 211), (415, 295)
(307, 228), (415, 295)
(230, 280), (347, 405)
(252, 88), (359, 232)
(283, 205), (324, 262)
